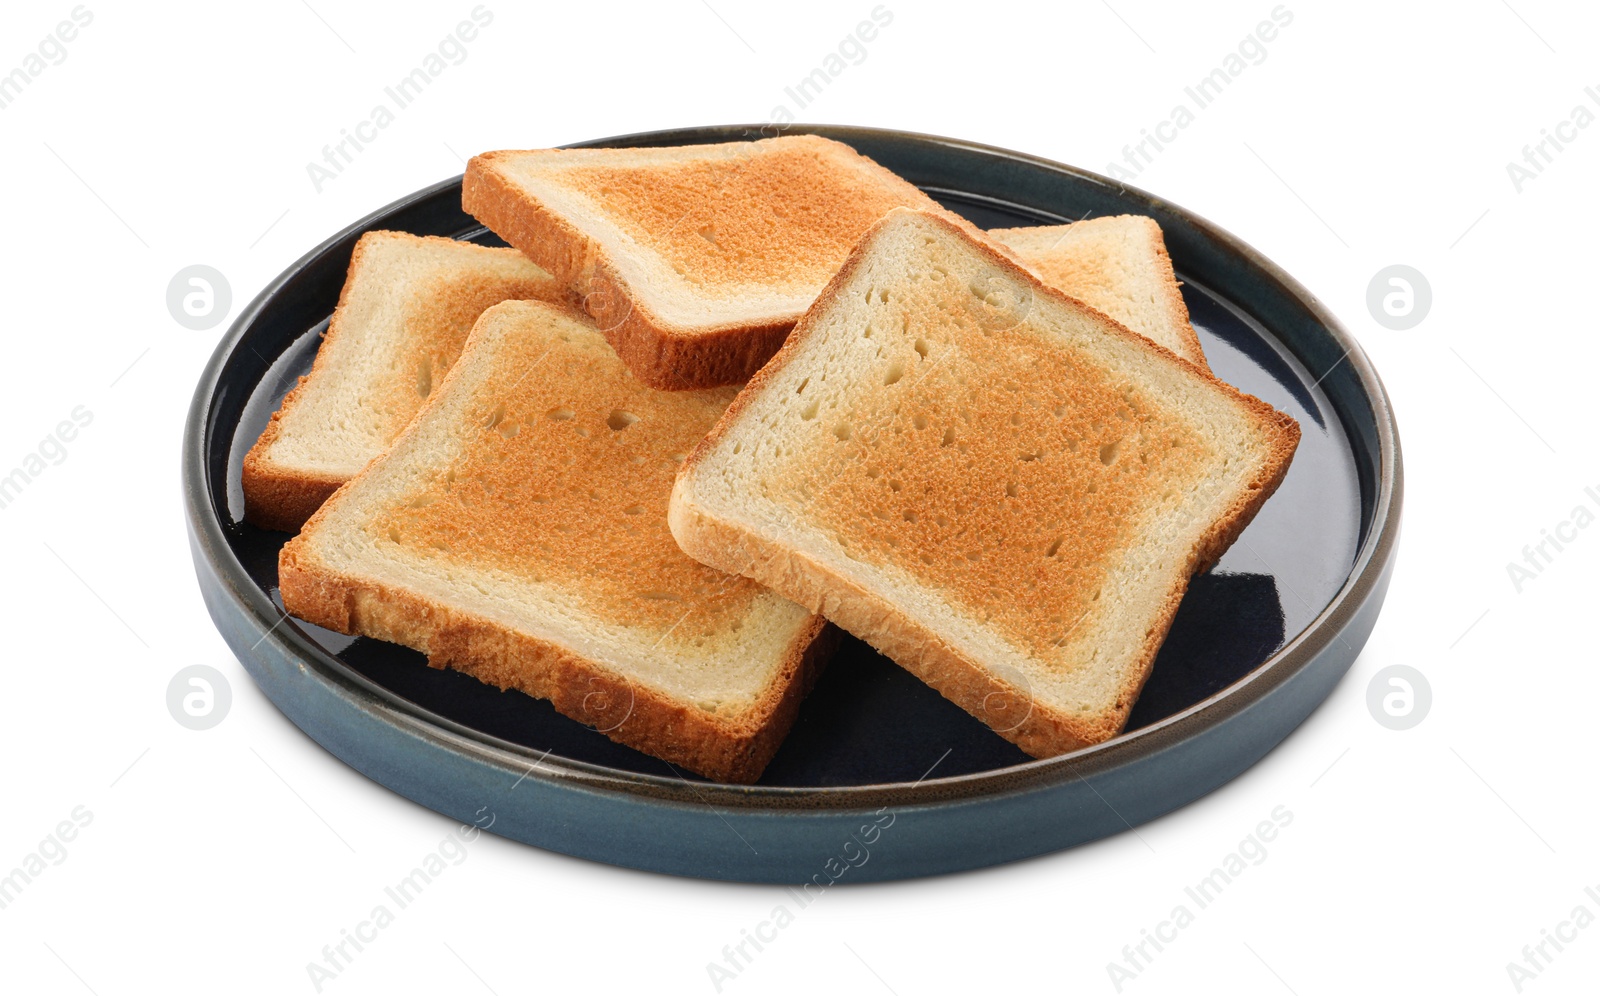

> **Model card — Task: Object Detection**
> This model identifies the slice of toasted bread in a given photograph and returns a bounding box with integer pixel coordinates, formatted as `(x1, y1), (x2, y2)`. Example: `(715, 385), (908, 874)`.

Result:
(279, 299), (834, 783)
(461, 135), (946, 391)
(669, 209), (1299, 757)
(243, 231), (560, 532)
(989, 215), (1207, 369)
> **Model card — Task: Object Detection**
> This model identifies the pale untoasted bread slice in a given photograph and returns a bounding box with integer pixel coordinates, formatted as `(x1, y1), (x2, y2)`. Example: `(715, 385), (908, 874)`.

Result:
(669, 209), (1299, 757)
(989, 215), (1207, 370)
(462, 135), (946, 391)
(243, 231), (560, 532)
(279, 300), (834, 782)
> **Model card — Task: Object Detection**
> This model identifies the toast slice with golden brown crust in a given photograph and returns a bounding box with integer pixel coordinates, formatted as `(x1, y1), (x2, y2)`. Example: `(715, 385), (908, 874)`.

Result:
(669, 209), (1298, 757)
(461, 135), (945, 391)
(279, 299), (834, 783)
(243, 231), (560, 532)
(989, 215), (1208, 370)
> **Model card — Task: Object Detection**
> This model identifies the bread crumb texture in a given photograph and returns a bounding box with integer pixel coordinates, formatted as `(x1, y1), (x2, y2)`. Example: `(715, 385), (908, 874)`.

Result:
(289, 296), (819, 726)
(675, 210), (1298, 753)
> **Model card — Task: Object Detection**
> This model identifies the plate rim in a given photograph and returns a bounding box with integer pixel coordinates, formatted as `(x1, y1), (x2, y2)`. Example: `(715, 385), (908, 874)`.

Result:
(183, 123), (1401, 812)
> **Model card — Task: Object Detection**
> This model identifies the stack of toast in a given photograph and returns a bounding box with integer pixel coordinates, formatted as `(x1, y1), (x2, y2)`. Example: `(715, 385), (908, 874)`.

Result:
(249, 135), (1299, 783)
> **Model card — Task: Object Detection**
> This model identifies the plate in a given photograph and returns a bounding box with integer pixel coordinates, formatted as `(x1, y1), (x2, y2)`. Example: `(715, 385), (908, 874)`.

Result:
(184, 124), (1401, 882)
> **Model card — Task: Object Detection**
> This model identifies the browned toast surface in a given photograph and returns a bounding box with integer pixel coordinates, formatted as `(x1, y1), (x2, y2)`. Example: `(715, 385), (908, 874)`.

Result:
(670, 209), (1299, 756)
(462, 135), (946, 389)
(243, 231), (558, 532)
(989, 215), (1207, 369)
(280, 299), (832, 782)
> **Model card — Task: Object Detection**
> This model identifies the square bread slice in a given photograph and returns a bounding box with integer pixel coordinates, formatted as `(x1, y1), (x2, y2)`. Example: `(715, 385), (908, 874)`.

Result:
(279, 299), (834, 783)
(461, 135), (947, 391)
(988, 215), (1208, 370)
(669, 209), (1299, 757)
(243, 231), (561, 532)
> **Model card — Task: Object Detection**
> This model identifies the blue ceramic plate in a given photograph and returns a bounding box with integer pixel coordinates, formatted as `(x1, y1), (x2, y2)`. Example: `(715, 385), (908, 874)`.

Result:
(184, 125), (1400, 882)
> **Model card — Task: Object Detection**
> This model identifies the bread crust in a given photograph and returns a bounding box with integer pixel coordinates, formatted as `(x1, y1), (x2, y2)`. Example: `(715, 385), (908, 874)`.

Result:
(671, 209), (1300, 758)
(240, 443), (343, 533)
(279, 538), (834, 783)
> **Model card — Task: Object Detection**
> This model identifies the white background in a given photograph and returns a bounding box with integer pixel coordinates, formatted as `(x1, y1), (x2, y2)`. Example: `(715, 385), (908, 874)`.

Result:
(1, 1), (1596, 993)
